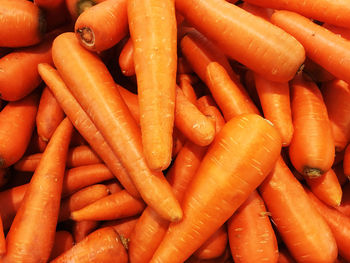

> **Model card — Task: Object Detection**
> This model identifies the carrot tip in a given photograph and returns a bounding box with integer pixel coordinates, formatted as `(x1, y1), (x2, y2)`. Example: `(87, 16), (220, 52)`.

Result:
(303, 167), (322, 178)
(76, 27), (95, 48)
(76, 0), (96, 16)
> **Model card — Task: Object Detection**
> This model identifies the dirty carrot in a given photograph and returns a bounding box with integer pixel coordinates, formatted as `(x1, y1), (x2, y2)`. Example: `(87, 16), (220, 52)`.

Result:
(119, 38), (135, 77)
(49, 231), (74, 261)
(72, 221), (98, 243)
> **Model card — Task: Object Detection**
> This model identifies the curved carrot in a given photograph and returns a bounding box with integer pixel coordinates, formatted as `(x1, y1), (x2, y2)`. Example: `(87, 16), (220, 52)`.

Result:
(3, 118), (73, 263)
(128, 0), (177, 171)
(38, 63), (139, 198)
(0, 216), (5, 257)
(52, 33), (182, 221)
(0, 93), (39, 168)
(100, 216), (139, 240)
(228, 190), (278, 263)
(303, 58), (334, 83)
(271, 10), (350, 85)
(322, 79), (350, 152)
(254, 73), (293, 147)
(75, 0), (128, 52)
(150, 114), (282, 263)
(51, 227), (128, 263)
(119, 38), (135, 77)
(65, 0), (104, 20)
(179, 74), (197, 105)
(289, 74), (334, 178)
(0, 0), (46, 47)
(196, 102), (226, 135)
(72, 221), (98, 243)
(36, 86), (65, 142)
(49, 231), (74, 261)
(176, 0), (305, 82)
(259, 157), (338, 263)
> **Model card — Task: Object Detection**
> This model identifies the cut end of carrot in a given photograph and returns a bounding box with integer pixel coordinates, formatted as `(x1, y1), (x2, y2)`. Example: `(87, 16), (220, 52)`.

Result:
(76, 0), (96, 16)
(304, 167), (322, 178)
(76, 27), (95, 48)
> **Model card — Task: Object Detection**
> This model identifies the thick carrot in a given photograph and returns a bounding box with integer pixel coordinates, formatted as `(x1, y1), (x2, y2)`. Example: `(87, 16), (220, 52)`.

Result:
(306, 189), (350, 261)
(119, 38), (135, 77)
(72, 221), (98, 243)
(75, 0), (127, 52)
(254, 73), (293, 147)
(36, 86), (65, 142)
(38, 63), (139, 198)
(238, 1), (273, 21)
(259, 157), (338, 263)
(51, 227), (128, 263)
(150, 114), (281, 263)
(128, 0), (177, 171)
(51, 33), (182, 221)
(100, 216), (139, 240)
(0, 216), (5, 257)
(176, 0), (305, 82)
(322, 79), (350, 152)
(65, 0), (105, 20)
(0, 93), (39, 168)
(303, 58), (334, 83)
(194, 225), (228, 260)
(323, 23), (350, 41)
(228, 190), (278, 263)
(289, 74), (334, 178)
(0, 0), (46, 47)
(3, 118), (73, 263)
(335, 183), (350, 217)
(271, 10), (350, 85)
(49, 231), (74, 261)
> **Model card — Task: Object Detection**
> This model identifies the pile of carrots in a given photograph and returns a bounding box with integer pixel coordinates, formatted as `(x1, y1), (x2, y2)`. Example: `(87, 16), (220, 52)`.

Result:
(2, 0), (350, 262)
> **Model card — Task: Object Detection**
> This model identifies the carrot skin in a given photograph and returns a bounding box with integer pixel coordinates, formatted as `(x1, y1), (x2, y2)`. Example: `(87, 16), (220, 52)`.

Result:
(72, 221), (99, 243)
(335, 183), (350, 217)
(119, 38), (135, 77)
(49, 231), (74, 261)
(0, 216), (5, 257)
(100, 216), (139, 240)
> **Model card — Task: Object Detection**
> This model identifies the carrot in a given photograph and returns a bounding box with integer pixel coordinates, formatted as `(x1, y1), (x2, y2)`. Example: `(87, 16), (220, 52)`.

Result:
(196, 102), (226, 135)
(227, 190), (278, 263)
(49, 231), (74, 261)
(58, 184), (110, 222)
(306, 188), (350, 261)
(65, 0), (104, 20)
(0, 216), (5, 257)
(194, 225), (228, 260)
(244, 70), (261, 110)
(186, 248), (232, 263)
(150, 114), (282, 263)
(38, 63), (139, 198)
(271, 10), (350, 85)
(128, 0), (177, 171)
(254, 73), (293, 147)
(51, 227), (128, 263)
(259, 157), (338, 263)
(178, 57), (193, 75)
(238, 1), (273, 21)
(179, 74), (197, 105)
(119, 38), (135, 77)
(104, 180), (123, 194)
(176, 0), (305, 82)
(100, 216), (139, 239)
(25, 130), (48, 154)
(117, 85), (140, 125)
(323, 23), (350, 41)
(322, 79), (350, 152)
(205, 62), (259, 121)
(0, 0), (46, 47)
(51, 33), (182, 221)
(303, 58), (335, 83)
(278, 246), (296, 263)
(335, 183), (350, 217)
(36, 86), (65, 142)
(3, 117), (73, 263)
(0, 38), (53, 101)
(289, 74), (334, 178)
(0, 93), (39, 168)
(72, 221), (98, 243)
(75, 0), (127, 52)
(172, 127), (186, 157)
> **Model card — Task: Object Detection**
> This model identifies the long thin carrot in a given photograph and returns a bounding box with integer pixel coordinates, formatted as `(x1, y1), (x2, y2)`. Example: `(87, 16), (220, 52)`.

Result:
(38, 63), (139, 198)
(0, 0), (46, 47)
(119, 38), (136, 77)
(0, 93), (39, 168)
(72, 221), (98, 244)
(271, 10), (350, 85)
(259, 157), (338, 263)
(175, 0), (305, 82)
(51, 227), (128, 263)
(254, 73), (293, 147)
(49, 231), (74, 261)
(0, 216), (5, 257)
(128, 0), (177, 171)
(3, 118), (73, 263)
(75, 0), (128, 52)
(100, 216), (139, 240)
(150, 114), (281, 263)
(289, 74), (334, 178)
(51, 33), (182, 222)
(116, 85), (140, 125)
(179, 74), (197, 105)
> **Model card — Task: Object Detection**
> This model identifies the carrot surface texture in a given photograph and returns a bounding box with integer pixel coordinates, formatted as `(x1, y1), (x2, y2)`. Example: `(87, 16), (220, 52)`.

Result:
(128, 0), (177, 171)
(150, 114), (282, 263)
(0, 216), (5, 257)
(175, 0), (305, 82)
(49, 231), (74, 261)
(3, 118), (73, 263)
(119, 38), (135, 77)
(51, 33), (182, 222)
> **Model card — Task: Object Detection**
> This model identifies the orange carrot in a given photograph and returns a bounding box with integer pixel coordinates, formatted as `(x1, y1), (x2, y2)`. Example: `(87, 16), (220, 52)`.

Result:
(51, 33), (182, 221)
(3, 118), (73, 263)
(65, 0), (105, 20)
(322, 79), (350, 152)
(128, 0), (177, 171)
(303, 58), (335, 83)
(172, 127), (186, 157)
(75, 0), (127, 52)
(104, 180), (123, 194)
(271, 10), (350, 85)
(196, 102), (226, 135)
(36, 86), (65, 142)
(100, 216), (139, 240)
(278, 247), (296, 263)
(238, 1), (273, 21)
(259, 157), (338, 263)
(178, 57), (193, 74)
(289, 74), (334, 178)
(150, 114), (281, 263)
(176, 0), (305, 82)
(117, 85), (140, 125)
(26, 130), (48, 154)
(51, 227), (128, 263)
(38, 63), (139, 198)
(323, 23), (350, 41)
(179, 74), (197, 105)
(119, 38), (135, 77)
(0, 93), (39, 168)
(254, 73), (293, 146)
(228, 190), (278, 263)
(335, 183), (350, 217)
(72, 221), (98, 244)
(0, 216), (5, 257)
(49, 231), (74, 261)
(0, 0), (46, 47)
